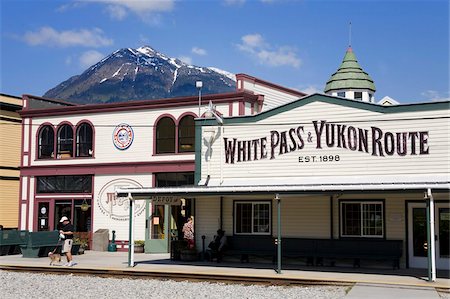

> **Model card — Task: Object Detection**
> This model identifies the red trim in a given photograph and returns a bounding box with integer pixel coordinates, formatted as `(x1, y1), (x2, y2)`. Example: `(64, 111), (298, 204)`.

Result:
(28, 118), (32, 166)
(177, 112), (197, 154)
(115, 240), (129, 252)
(257, 95), (264, 113)
(75, 120), (95, 158)
(20, 92), (259, 117)
(228, 102), (233, 116)
(20, 119), (26, 167)
(239, 101), (245, 116)
(177, 111), (198, 121)
(33, 196), (93, 232)
(35, 122), (56, 161)
(236, 79), (243, 91)
(236, 73), (307, 98)
(90, 175), (95, 249)
(33, 198), (54, 232)
(153, 114), (177, 155)
(56, 121), (75, 158)
(20, 160), (195, 176)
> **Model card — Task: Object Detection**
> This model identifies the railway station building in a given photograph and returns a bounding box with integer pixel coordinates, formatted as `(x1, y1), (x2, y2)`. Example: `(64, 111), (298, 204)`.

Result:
(18, 47), (449, 278)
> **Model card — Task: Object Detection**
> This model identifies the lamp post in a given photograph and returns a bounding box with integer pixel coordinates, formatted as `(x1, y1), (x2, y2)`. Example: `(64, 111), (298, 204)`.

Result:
(196, 81), (203, 117)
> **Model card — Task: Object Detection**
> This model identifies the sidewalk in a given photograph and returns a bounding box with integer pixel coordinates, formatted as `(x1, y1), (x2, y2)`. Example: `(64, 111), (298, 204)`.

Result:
(346, 283), (442, 299)
(1, 251), (449, 291)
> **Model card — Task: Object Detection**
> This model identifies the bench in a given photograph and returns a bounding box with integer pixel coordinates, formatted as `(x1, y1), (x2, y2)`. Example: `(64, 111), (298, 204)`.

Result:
(0, 230), (29, 255)
(315, 239), (403, 269)
(280, 238), (402, 269)
(282, 238), (317, 266)
(20, 231), (60, 258)
(224, 235), (275, 263)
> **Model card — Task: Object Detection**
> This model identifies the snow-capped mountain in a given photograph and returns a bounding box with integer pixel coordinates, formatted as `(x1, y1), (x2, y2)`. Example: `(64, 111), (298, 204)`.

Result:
(43, 46), (236, 104)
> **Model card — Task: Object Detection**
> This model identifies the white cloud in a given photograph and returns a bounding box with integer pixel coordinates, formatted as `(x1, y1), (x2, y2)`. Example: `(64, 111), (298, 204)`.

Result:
(56, 2), (86, 13)
(299, 85), (323, 94)
(23, 27), (113, 48)
(106, 5), (127, 20)
(84, 0), (175, 21)
(192, 47), (207, 56)
(240, 34), (267, 49)
(421, 90), (450, 102)
(79, 50), (105, 68)
(237, 33), (301, 68)
(224, 0), (246, 5)
(178, 56), (192, 65)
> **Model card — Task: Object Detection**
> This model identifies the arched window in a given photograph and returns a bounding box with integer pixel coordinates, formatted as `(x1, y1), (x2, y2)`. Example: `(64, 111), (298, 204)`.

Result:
(76, 123), (93, 157)
(178, 115), (195, 153)
(57, 124), (73, 158)
(156, 117), (175, 154)
(38, 125), (54, 159)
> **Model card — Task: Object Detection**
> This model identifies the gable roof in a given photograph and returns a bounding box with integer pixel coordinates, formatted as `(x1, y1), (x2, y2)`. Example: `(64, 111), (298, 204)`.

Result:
(197, 93), (450, 126)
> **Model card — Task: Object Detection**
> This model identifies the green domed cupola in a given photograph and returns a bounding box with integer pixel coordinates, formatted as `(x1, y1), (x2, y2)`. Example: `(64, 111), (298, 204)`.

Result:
(324, 47), (376, 102)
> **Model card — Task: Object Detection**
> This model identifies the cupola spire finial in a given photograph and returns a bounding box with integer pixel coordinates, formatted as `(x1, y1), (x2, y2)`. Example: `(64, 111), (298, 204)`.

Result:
(349, 21), (352, 48)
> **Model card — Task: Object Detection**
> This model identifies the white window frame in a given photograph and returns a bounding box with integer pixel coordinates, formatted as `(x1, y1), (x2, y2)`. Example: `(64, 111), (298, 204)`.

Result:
(234, 201), (271, 235)
(340, 201), (384, 238)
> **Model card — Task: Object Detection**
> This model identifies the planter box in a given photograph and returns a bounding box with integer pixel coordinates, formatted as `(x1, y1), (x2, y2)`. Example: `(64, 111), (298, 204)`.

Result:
(134, 245), (144, 253)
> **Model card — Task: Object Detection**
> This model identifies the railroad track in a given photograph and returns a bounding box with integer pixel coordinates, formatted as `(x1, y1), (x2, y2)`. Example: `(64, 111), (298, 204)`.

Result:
(0, 264), (352, 287)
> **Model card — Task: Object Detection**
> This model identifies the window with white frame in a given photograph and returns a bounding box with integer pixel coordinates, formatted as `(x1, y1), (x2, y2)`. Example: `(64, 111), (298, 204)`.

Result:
(340, 201), (384, 237)
(234, 201), (271, 235)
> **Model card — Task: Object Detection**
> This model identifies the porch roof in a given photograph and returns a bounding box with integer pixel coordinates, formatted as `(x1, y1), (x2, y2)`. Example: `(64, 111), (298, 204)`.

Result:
(116, 176), (450, 198)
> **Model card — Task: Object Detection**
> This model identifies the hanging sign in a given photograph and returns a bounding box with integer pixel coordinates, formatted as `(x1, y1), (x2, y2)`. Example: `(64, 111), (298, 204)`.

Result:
(151, 196), (181, 205)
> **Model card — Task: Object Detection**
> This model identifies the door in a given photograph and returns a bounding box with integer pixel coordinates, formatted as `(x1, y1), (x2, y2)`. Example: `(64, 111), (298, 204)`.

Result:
(54, 201), (72, 230)
(437, 207), (449, 269)
(37, 201), (51, 231)
(408, 202), (450, 270)
(147, 204), (169, 253)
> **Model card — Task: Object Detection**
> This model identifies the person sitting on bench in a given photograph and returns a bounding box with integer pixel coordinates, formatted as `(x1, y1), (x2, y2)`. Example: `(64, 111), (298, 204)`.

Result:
(208, 229), (227, 262)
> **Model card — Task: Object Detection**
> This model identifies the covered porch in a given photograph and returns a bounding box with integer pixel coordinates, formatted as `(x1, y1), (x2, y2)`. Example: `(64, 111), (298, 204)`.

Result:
(117, 181), (450, 282)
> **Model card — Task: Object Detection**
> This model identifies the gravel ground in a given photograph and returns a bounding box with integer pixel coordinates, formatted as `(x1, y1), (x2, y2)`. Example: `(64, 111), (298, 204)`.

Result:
(0, 270), (347, 299)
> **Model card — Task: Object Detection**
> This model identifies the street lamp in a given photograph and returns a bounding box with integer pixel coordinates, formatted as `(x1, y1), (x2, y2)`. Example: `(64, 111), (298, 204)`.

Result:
(196, 81), (203, 117)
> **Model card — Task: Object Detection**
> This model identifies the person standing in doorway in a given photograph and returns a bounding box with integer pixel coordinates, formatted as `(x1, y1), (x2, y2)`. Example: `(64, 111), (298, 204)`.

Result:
(182, 216), (194, 249)
(59, 216), (75, 267)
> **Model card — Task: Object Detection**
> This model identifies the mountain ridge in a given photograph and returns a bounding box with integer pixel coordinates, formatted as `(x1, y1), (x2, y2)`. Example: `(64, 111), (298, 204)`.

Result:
(43, 46), (236, 104)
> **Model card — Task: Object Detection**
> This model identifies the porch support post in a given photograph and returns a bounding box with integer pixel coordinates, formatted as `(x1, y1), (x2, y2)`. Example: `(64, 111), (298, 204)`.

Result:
(276, 193), (282, 274)
(128, 195), (135, 267)
(426, 188), (436, 282)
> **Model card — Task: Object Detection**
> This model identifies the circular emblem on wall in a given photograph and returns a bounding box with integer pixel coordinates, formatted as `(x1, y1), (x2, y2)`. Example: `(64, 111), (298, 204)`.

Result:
(97, 178), (146, 221)
(113, 123), (134, 150)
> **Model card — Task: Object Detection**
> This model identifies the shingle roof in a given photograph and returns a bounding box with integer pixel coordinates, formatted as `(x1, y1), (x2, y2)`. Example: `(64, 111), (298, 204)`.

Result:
(324, 47), (376, 93)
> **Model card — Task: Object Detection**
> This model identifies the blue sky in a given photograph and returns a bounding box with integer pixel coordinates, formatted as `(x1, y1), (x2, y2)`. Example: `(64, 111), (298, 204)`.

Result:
(1, 0), (448, 103)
